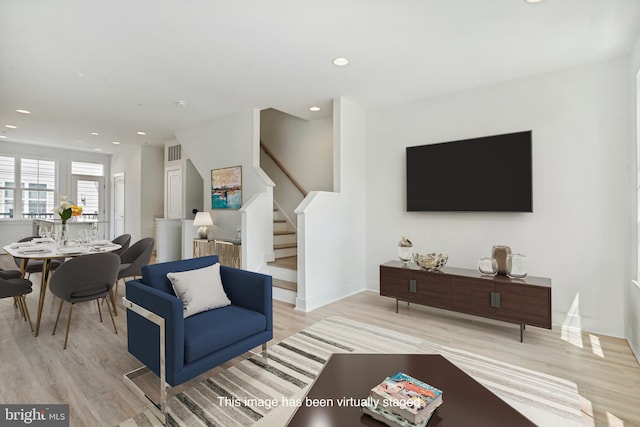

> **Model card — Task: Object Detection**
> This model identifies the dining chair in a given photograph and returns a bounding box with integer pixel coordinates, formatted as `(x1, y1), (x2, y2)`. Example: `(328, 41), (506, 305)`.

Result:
(111, 233), (131, 256)
(0, 276), (34, 331)
(214, 240), (240, 268)
(0, 269), (23, 280)
(49, 252), (120, 349)
(114, 237), (154, 299)
(12, 236), (63, 279)
(0, 269), (29, 321)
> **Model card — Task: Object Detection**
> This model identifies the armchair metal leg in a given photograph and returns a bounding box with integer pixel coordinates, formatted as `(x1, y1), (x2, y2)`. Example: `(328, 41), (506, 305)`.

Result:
(262, 343), (268, 365)
(122, 297), (168, 424)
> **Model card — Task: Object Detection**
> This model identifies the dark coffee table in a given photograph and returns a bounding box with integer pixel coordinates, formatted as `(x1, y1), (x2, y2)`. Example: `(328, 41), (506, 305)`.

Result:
(286, 353), (536, 426)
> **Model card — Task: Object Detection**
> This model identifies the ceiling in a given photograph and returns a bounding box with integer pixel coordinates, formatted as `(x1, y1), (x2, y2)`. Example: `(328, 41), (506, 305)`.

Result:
(1, 0), (639, 154)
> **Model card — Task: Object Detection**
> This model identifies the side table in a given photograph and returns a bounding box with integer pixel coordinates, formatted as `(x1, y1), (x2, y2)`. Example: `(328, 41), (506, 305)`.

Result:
(192, 239), (214, 257)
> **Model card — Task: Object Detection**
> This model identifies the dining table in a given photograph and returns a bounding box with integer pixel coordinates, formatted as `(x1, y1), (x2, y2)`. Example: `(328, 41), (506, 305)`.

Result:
(3, 238), (122, 337)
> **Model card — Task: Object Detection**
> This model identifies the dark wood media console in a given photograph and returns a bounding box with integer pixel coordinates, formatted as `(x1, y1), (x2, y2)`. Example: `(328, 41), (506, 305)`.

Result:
(380, 261), (551, 341)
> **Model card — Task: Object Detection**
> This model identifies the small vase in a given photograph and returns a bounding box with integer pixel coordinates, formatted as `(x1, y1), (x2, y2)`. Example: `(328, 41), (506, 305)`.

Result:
(398, 236), (413, 266)
(507, 254), (527, 278)
(61, 223), (68, 247)
(478, 257), (497, 275)
(491, 245), (511, 275)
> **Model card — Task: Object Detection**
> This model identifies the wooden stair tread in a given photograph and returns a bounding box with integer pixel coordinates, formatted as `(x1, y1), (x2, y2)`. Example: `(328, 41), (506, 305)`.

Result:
(273, 278), (297, 292)
(274, 243), (297, 249)
(274, 230), (295, 235)
(273, 219), (286, 223)
(268, 256), (297, 270)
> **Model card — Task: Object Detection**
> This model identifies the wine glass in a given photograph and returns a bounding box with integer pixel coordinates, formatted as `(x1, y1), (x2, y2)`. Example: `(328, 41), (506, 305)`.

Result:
(89, 224), (98, 242)
(77, 229), (89, 248)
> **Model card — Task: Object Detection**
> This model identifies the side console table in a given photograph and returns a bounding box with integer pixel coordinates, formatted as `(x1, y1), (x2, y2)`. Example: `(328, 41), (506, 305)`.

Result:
(380, 261), (551, 341)
(193, 237), (242, 268)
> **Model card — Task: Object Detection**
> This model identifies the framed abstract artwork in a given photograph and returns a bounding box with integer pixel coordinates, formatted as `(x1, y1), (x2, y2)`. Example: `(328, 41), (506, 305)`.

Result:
(211, 166), (242, 209)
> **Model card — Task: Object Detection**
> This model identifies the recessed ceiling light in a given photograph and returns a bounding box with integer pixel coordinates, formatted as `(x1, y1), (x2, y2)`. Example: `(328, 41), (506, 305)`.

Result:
(136, 131), (146, 136)
(94, 148), (102, 151)
(176, 100), (187, 107)
(332, 57), (349, 66)
(5, 124), (17, 129)
(16, 109), (31, 114)
(112, 141), (121, 145)
(524, 0), (544, 3)
(91, 132), (99, 136)
(309, 106), (321, 112)
(0, 135), (7, 139)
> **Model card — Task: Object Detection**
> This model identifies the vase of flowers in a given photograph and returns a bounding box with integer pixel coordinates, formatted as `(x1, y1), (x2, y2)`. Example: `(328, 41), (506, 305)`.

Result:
(53, 196), (82, 245)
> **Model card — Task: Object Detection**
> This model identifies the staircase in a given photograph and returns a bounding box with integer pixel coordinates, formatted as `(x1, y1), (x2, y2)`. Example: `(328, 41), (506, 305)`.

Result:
(266, 208), (297, 304)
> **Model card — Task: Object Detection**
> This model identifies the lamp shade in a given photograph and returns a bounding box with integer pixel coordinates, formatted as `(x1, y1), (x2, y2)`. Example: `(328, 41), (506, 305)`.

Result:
(193, 212), (213, 239)
(193, 212), (213, 226)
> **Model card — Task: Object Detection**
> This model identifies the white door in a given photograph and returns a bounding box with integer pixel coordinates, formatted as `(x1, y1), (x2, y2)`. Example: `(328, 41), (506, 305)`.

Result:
(166, 167), (183, 219)
(113, 173), (125, 238)
(72, 175), (104, 222)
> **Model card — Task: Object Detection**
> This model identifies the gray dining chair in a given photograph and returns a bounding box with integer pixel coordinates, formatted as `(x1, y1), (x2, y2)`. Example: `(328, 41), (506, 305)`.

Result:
(0, 269), (29, 321)
(0, 276), (34, 331)
(115, 237), (154, 294)
(111, 233), (131, 256)
(12, 236), (63, 279)
(0, 269), (23, 280)
(49, 252), (120, 349)
(111, 237), (154, 316)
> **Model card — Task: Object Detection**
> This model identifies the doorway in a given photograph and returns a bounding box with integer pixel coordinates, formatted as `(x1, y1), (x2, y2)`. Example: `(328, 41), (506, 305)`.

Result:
(113, 173), (125, 239)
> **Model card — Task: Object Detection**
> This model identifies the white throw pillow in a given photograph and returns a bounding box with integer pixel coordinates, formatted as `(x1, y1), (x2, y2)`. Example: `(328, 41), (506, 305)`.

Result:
(167, 263), (231, 318)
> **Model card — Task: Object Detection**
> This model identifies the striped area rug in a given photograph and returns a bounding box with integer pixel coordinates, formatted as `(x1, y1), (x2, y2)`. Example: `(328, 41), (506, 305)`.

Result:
(119, 317), (583, 427)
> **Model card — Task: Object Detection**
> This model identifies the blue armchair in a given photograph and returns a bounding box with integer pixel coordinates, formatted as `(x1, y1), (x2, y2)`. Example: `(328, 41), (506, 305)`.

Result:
(124, 256), (273, 390)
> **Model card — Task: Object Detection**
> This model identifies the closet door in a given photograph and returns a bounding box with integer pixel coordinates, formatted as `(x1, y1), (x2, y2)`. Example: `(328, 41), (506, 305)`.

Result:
(166, 166), (182, 219)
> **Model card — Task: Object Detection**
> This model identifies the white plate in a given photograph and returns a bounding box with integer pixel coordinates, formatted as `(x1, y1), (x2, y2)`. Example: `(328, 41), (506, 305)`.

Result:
(58, 247), (87, 255)
(33, 237), (54, 244)
(11, 242), (34, 249)
(19, 248), (51, 254)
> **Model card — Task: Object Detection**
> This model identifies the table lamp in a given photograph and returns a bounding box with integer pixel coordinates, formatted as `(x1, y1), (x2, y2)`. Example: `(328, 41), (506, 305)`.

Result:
(193, 212), (213, 239)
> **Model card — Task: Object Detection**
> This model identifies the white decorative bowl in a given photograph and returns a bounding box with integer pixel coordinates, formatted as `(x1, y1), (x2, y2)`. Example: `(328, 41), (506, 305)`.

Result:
(413, 252), (448, 271)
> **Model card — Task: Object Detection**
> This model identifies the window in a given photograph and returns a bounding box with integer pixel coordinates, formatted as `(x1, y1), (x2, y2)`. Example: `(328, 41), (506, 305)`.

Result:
(72, 161), (104, 221)
(0, 155), (108, 221)
(20, 158), (55, 219)
(71, 161), (103, 177)
(0, 156), (15, 218)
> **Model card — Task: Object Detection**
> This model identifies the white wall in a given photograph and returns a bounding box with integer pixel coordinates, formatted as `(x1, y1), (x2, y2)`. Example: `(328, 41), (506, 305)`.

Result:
(260, 109), (333, 192)
(260, 109), (333, 228)
(140, 145), (164, 241)
(366, 58), (631, 337)
(111, 147), (143, 242)
(175, 109), (274, 271)
(627, 33), (640, 361)
(184, 158), (204, 219)
(260, 148), (303, 228)
(296, 97), (367, 311)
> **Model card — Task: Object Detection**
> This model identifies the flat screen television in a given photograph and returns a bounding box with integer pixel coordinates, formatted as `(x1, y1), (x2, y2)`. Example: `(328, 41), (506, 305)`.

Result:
(406, 130), (532, 212)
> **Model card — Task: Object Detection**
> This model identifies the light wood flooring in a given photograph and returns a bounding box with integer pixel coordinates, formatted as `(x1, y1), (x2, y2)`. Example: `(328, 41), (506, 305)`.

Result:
(0, 254), (639, 426)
